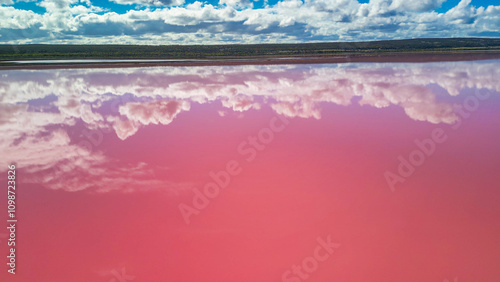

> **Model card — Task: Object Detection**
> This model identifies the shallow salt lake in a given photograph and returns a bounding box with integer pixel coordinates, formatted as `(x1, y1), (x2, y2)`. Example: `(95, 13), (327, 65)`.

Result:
(1, 60), (499, 281)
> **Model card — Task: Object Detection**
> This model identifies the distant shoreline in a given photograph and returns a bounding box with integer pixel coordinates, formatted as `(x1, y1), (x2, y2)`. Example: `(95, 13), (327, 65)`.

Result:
(1, 50), (500, 70)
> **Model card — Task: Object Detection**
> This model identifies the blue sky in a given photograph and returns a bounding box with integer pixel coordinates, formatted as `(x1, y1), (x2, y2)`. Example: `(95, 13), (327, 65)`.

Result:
(1, 0), (499, 44)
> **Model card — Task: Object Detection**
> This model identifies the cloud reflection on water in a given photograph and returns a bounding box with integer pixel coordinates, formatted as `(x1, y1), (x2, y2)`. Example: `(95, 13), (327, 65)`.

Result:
(0, 60), (499, 192)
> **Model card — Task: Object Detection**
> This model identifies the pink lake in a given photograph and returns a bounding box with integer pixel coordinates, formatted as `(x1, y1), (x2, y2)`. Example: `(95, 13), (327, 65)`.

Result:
(1, 60), (500, 282)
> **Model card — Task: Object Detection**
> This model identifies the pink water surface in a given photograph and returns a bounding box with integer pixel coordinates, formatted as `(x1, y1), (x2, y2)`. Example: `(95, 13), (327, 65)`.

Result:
(1, 61), (500, 281)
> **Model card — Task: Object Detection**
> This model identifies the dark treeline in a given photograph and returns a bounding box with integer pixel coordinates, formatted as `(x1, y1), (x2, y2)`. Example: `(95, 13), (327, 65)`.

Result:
(1, 38), (500, 60)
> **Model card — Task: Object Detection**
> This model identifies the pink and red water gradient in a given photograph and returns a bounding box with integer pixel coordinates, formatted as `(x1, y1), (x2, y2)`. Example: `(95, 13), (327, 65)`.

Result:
(1, 60), (500, 281)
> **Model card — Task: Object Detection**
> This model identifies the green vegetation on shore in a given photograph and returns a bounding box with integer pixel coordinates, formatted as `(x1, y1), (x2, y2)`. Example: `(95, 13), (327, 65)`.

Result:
(1, 38), (500, 61)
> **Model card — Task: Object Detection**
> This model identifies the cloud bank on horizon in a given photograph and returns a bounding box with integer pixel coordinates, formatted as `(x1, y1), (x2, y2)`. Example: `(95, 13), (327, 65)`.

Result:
(0, 0), (499, 45)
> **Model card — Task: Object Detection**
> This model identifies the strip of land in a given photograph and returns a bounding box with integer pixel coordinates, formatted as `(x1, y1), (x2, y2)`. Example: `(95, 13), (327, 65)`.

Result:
(1, 38), (500, 69)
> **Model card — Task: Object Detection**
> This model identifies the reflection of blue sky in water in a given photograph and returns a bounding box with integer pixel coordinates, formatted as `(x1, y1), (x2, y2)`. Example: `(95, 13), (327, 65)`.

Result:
(1, 60), (499, 192)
